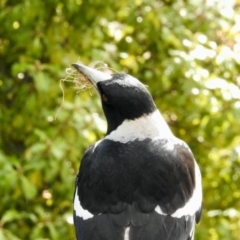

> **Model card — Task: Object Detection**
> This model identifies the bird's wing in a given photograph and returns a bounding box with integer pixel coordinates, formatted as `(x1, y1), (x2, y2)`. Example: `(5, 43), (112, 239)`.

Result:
(74, 138), (202, 240)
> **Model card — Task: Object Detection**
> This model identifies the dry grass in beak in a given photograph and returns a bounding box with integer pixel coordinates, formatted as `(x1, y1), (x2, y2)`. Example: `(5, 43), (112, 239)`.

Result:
(64, 65), (93, 92)
(55, 61), (112, 119)
(63, 61), (111, 91)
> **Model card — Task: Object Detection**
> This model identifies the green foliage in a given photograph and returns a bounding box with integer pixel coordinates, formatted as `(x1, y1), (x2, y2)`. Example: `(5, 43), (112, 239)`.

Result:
(1, 0), (240, 239)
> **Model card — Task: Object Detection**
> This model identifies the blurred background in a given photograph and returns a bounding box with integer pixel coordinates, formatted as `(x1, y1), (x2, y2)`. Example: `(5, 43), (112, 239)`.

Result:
(1, 0), (240, 239)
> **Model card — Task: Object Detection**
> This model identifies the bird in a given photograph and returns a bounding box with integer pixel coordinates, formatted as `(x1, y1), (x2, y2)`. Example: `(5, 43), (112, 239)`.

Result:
(71, 63), (202, 240)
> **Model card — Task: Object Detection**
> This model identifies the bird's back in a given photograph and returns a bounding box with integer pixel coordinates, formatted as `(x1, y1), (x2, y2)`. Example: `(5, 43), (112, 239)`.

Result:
(74, 137), (201, 240)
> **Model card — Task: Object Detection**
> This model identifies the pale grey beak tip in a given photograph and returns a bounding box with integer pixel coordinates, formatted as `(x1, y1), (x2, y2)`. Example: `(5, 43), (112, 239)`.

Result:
(72, 63), (111, 84)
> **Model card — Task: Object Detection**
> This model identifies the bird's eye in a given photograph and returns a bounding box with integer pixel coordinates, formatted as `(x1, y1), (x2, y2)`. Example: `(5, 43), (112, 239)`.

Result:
(102, 94), (108, 102)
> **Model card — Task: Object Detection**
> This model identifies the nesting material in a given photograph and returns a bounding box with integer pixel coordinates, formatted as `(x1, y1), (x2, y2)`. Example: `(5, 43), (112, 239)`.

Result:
(63, 61), (111, 92)
(64, 64), (93, 92)
(55, 61), (111, 120)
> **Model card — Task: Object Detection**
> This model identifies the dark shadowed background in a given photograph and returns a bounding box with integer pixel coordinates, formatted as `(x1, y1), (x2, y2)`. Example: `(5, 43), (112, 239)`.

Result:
(0, 0), (240, 239)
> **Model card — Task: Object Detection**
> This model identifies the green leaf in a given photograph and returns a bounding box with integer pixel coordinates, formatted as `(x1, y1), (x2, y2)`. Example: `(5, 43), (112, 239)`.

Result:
(20, 176), (37, 200)
(1, 209), (21, 225)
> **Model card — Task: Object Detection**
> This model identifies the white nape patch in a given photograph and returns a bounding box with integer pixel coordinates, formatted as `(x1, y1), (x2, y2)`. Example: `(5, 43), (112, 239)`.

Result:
(92, 140), (102, 152)
(74, 187), (94, 220)
(105, 110), (173, 143)
(124, 226), (130, 240)
(155, 205), (167, 215)
(171, 162), (202, 218)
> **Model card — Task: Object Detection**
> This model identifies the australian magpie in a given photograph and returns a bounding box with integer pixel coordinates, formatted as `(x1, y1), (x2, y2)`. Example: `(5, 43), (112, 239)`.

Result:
(72, 63), (202, 240)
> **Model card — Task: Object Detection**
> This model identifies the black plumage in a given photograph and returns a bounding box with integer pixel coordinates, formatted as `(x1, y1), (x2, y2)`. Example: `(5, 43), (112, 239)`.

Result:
(72, 63), (202, 240)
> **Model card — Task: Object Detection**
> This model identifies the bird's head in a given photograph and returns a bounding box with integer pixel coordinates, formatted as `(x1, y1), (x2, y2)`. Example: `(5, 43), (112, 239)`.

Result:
(72, 63), (156, 135)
